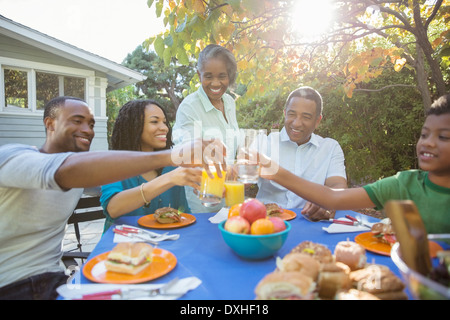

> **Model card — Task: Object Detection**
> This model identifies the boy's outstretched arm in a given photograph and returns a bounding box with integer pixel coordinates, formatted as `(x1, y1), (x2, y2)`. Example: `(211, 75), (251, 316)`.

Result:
(260, 158), (374, 211)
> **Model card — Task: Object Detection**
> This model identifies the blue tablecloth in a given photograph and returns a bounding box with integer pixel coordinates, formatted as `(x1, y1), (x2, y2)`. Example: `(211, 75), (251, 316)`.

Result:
(73, 209), (411, 299)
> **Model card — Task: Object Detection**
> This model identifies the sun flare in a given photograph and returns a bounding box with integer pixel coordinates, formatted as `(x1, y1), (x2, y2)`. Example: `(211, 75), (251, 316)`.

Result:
(290, 0), (335, 40)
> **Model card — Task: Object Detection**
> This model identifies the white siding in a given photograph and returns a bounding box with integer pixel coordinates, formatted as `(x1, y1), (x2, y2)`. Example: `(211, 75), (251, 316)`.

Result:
(0, 35), (109, 150)
(0, 113), (109, 151)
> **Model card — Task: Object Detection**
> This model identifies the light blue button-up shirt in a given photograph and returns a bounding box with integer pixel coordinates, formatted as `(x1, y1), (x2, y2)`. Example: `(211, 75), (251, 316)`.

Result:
(256, 127), (347, 209)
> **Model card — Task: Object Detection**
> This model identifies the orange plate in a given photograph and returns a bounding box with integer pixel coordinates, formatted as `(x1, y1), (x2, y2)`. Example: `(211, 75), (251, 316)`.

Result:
(278, 209), (297, 221)
(82, 248), (177, 284)
(138, 213), (196, 229)
(354, 232), (442, 257)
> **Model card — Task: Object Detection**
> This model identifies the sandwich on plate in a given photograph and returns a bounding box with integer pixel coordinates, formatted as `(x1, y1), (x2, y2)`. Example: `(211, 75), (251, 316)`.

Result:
(371, 218), (396, 246)
(154, 207), (182, 224)
(265, 203), (283, 217)
(104, 242), (153, 275)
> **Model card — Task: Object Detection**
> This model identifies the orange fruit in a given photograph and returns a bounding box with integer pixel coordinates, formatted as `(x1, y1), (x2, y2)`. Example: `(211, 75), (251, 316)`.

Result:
(250, 218), (275, 235)
(228, 203), (242, 218)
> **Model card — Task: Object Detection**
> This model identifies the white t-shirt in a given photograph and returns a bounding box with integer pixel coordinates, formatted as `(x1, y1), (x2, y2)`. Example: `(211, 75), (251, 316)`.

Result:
(0, 144), (82, 287)
(256, 128), (347, 209)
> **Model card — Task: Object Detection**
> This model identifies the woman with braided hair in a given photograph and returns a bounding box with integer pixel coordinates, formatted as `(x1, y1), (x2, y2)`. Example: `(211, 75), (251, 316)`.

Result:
(100, 99), (201, 232)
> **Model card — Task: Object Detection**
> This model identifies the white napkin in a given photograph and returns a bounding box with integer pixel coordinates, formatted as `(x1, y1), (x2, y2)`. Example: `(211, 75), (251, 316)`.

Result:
(322, 218), (374, 233)
(113, 225), (179, 243)
(57, 276), (202, 300)
(113, 233), (151, 243)
(208, 207), (229, 224)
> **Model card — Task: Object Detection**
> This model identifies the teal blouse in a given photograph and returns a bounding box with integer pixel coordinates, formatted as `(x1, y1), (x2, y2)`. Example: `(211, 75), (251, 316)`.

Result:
(100, 166), (190, 233)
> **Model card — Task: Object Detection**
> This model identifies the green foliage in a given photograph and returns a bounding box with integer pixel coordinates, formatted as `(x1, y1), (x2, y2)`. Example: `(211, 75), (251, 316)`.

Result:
(315, 67), (424, 185)
(237, 95), (284, 132)
(147, 0), (450, 110)
(236, 87), (289, 132)
(106, 85), (138, 148)
(235, 64), (425, 185)
(106, 0), (449, 184)
(122, 45), (196, 119)
(105, 45), (196, 149)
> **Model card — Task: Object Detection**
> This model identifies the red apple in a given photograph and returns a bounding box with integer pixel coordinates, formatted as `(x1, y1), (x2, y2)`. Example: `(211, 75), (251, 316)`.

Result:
(224, 216), (250, 234)
(239, 198), (266, 224)
(269, 217), (286, 233)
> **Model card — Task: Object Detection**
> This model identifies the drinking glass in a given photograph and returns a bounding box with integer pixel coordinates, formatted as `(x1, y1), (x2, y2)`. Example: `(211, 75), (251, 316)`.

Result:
(236, 129), (267, 184)
(198, 165), (226, 207)
(224, 161), (245, 207)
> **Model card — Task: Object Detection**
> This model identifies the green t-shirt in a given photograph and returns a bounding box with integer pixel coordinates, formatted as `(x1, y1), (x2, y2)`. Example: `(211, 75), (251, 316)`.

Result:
(363, 170), (450, 234)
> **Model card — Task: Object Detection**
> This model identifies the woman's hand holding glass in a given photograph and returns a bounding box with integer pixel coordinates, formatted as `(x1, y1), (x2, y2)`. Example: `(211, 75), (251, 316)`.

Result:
(171, 138), (227, 178)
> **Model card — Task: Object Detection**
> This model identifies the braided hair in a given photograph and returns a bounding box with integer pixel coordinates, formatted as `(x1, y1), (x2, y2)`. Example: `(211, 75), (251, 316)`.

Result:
(110, 99), (173, 152)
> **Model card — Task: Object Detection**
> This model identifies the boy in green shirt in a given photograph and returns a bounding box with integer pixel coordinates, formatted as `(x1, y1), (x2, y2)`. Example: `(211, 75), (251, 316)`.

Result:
(261, 94), (450, 234)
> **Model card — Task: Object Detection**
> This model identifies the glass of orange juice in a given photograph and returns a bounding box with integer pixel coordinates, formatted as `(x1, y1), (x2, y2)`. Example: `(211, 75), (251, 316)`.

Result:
(224, 161), (245, 208)
(198, 165), (226, 207)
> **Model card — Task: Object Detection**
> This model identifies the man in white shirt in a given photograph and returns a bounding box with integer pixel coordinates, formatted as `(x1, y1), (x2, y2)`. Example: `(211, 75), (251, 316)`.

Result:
(256, 87), (347, 221)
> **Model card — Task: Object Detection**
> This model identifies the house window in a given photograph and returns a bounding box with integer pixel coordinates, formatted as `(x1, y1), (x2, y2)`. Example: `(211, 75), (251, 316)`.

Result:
(4, 68), (28, 110)
(64, 76), (85, 100)
(2, 67), (86, 112)
(36, 72), (59, 110)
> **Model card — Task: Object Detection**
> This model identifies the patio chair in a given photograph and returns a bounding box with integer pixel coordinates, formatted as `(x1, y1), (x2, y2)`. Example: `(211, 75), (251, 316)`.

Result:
(62, 194), (104, 269)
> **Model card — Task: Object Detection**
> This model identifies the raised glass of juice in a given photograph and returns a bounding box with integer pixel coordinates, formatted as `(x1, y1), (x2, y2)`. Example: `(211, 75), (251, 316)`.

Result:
(224, 162), (245, 207)
(198, 165), (226, 207)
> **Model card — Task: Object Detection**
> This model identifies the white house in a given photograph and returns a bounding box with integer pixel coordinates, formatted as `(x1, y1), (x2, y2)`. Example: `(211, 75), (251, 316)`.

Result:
(0, 15), (145, 150)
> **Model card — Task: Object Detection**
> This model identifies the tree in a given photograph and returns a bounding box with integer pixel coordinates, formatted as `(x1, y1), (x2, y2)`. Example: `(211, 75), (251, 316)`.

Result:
(329, 0), (449, 111)
(146, 0), (449, 111)
(315, 67), (425, 184)
(106, 85), (138, 147)
(122, 45), (196, 118)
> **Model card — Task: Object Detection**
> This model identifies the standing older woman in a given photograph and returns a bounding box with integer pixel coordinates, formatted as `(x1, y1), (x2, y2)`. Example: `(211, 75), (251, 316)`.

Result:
(172, 44), (240, 213)
(100, 100), (201, 232)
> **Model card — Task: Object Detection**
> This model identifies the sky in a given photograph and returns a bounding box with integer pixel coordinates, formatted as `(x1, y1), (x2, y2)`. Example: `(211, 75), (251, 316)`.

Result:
(0, 0), (165, 64)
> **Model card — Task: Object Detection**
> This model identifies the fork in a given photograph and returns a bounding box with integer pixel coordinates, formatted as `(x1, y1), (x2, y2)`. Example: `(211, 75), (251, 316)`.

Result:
(113, 226), (180, 242)
(116, 225), (169, 238)
(117, 225), (180, 241)
(112, 228), (159, 245)
(77, 278), (180, 300)
(302, 214), (357, 225)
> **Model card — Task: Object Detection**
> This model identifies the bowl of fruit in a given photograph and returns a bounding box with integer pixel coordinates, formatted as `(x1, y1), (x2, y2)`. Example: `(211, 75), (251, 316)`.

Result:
(391, 235), (450, 300)
(218, 199), (291, 260)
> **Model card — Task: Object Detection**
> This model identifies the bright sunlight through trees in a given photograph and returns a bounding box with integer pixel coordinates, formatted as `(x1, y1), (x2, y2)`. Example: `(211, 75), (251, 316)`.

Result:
(290, 0), (335, 40)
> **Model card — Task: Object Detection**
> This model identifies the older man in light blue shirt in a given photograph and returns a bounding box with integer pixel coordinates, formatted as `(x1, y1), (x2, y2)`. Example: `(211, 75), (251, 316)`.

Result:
(257, 87), (347, 221)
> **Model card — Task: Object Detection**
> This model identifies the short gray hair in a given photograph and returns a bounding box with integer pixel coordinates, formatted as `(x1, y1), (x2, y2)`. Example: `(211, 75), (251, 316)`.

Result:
(285, 86), (323, 117)
(197, 44), (237, 86)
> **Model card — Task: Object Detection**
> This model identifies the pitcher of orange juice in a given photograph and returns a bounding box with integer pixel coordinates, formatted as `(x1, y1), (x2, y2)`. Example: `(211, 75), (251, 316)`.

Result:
(224, 161), (245, 207)
(198, 165), (226, 207)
